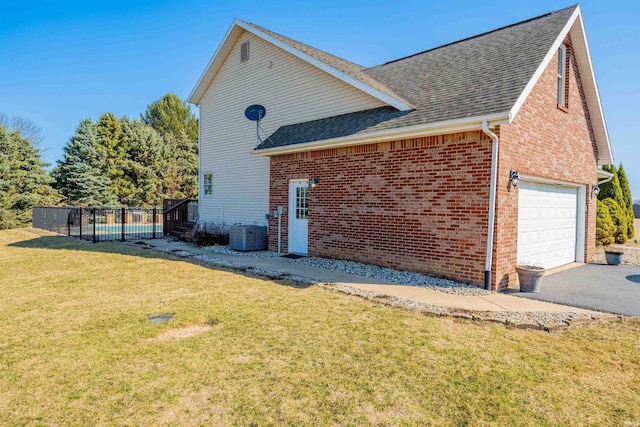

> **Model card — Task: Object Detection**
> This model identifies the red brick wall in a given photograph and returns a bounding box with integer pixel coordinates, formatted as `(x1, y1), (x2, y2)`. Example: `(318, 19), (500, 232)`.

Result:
(269, 132), (493, 286)
(268, 34), (599, 290)
(494, 34), (599, 289)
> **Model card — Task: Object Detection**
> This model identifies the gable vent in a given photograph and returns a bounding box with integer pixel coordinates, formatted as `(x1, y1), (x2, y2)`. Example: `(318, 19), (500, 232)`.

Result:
(240, 41), (249, 62)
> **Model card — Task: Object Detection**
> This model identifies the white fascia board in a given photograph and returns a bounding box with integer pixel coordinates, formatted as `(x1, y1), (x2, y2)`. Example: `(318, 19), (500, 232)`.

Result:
(572, 14), (614, 166)
(251, 112), (510, 156)
(509, 7), (581, 120)
(509, 6), (613, 166)
(188, 19), (244, 105)
(235, 21), (414, 112)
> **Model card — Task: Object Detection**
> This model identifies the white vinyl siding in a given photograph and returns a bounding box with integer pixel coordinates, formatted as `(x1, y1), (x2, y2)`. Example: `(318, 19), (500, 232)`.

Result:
(198, 31), (385, 228)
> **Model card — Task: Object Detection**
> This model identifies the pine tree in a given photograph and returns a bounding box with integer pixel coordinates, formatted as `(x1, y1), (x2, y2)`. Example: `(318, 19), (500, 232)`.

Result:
(617, 163), (634, 238)
(161, 131), (198, 200)
(596, 200), (616, 245)
(602, 198), (628, 244)
(597, 165), (627, 238)
(95, 113), (131, 204)
(0, 125), (59, 229)
(119, 118), (164, 206)
(142, 93), (198, 141)
(52, 119), (115, 206)
(597, 165), (616, 200)
(143, 94), (199, 200)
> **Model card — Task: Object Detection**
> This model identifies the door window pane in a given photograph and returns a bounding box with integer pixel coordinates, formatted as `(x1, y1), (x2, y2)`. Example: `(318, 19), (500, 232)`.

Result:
(296, 186), (308, 219)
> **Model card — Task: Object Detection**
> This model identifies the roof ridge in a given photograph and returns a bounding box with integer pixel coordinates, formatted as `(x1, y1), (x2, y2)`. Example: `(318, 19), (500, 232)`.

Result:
(244, 21), (366, 70)
(369, 4), (579, 68)
(240, 20), (414, 109)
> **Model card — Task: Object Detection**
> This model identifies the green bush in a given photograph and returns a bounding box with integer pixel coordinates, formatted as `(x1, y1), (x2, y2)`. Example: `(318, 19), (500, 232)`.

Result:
(596, 200), (616, 246)
(602, 198), (628, 244)
(617, 164), (635, 239)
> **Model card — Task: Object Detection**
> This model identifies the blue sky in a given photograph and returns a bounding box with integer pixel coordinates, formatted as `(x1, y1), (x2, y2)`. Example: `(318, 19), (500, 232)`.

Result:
(1, 0), (638, 197)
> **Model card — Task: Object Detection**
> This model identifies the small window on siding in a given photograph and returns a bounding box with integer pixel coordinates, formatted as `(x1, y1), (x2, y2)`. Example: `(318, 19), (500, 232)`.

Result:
(203, 173), (213, 195)
(557, 44), (567, 107)
(240, 41), (249, 62)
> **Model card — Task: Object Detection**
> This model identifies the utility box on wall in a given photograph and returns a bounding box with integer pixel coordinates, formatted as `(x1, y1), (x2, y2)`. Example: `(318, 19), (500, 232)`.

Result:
(229, 225), (267, 251)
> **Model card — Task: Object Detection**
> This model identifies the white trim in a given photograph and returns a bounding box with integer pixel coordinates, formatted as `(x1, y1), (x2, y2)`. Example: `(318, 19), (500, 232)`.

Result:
(557, 44), (567, 106)
(188, 20), (243, 104)
(288, 179), (309, 255)
(510, 7), (580, 120)
(197, 105), (202, 204)
(509, 6), (613, 166)
(576, 185), (586, 262)
(572, 13), (614, 165)
(518, 175), (586, 265)
(240, 40), (249, 62)
(251, 112), (510, 156)
(519, 174), (583, 187)
(189, 19), (413, 111)
(202, 172), (213, 196)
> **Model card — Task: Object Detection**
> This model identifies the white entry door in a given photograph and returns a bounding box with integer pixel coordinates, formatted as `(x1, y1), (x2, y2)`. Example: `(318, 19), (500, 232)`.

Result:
(288, 180), (309, 255)
(517, 181), (578, 269)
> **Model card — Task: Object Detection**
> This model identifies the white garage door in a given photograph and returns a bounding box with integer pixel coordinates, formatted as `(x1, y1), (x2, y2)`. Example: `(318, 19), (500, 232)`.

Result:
(517, 181), (578, 269)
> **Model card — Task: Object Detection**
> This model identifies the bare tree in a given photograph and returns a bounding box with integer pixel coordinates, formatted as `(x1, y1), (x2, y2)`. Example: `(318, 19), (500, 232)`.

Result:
(0, 113), (45, 146)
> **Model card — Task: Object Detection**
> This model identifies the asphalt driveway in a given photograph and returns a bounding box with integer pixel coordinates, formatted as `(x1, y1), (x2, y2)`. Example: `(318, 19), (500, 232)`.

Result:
(507, 263), (640, 316)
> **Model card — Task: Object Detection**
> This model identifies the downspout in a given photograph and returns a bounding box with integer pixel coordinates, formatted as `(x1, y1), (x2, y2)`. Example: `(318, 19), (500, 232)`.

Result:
(197, 105), (202, 230)
(597, 174), (613, 186)
(482, 121), (499, 291)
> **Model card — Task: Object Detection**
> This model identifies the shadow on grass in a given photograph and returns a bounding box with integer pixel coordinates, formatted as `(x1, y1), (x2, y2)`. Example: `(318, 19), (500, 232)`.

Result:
(8, 235), (314, 289)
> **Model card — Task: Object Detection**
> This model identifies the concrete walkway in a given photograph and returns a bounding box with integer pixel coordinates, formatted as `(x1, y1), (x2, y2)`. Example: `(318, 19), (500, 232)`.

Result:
(140, 239), (600, 315)
(343, 283), (596, 313)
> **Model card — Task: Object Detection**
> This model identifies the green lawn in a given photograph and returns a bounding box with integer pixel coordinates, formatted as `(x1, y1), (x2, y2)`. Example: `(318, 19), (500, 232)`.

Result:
(1, 228), (639, 426)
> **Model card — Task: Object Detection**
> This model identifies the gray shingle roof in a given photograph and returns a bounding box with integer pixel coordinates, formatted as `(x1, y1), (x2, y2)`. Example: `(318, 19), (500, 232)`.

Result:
(256, 5), (577, 151)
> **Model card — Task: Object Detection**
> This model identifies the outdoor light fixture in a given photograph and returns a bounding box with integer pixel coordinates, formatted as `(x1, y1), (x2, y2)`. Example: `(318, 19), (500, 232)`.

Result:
(592, 184), (600, 196)
(310, 176), (320, 189)
(509, 170), (520, 187)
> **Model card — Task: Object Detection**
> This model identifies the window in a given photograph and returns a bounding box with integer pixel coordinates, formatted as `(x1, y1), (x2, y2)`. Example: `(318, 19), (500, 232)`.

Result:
(203, 173), (213, 195)
(240, 41), (249, 62)
(295, 186), (308, 219)
(557, 44), (567, 107)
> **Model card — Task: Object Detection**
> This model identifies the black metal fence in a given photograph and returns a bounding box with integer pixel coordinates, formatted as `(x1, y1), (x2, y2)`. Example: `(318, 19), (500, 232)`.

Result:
(33, 206), (163, 242)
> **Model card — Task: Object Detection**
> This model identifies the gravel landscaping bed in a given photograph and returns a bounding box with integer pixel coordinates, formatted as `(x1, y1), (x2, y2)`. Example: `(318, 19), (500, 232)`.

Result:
(199, 243), (489, 295)
(294, 256), (490, 296)
(595, 244), (640, 266)
(202, 244), (278, 258)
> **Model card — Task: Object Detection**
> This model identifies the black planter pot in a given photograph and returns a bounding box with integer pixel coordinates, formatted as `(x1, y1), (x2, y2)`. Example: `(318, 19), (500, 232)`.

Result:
(604, 250), (624, 265)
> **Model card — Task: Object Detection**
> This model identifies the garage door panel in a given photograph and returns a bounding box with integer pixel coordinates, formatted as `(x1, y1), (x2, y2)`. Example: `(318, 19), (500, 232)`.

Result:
(517, 181), (577, 269)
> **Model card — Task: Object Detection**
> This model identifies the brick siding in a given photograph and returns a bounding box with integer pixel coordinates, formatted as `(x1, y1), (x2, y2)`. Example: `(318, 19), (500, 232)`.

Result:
(494, 35), (599, 289)
(269, 133), (493, 286)
(268, 35), (599, 290)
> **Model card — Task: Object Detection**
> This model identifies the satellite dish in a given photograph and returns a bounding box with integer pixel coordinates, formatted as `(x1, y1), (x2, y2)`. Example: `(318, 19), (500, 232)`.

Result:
(244, 104), (266, 121)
